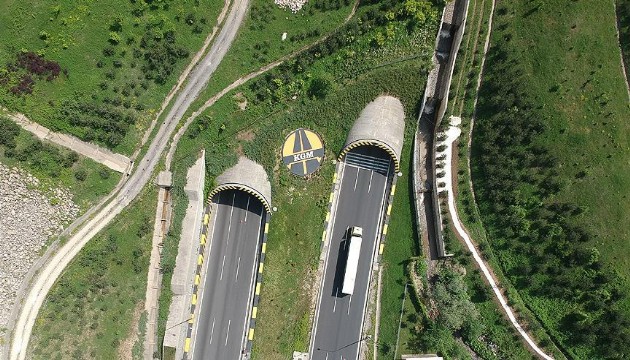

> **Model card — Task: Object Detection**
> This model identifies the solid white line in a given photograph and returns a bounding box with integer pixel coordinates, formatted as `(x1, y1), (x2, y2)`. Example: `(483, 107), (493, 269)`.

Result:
(225, 319), (231, 346)
(354, 163), (391, 358)
(239, 206), (265, 354)
(347, 294), (352, 315)
(368, 170), (374, 193)
(353, 167), (359, 191)
(244, 196), (250, 222)
(209, 318), (216, 344)
(333, 287), (339, 313)
(220, 255), (226, 281)
(191, 199), (220, 356)
(309, 162), (345, 356)
(235, 256), (241, 282)
(226, 192), (236, 245)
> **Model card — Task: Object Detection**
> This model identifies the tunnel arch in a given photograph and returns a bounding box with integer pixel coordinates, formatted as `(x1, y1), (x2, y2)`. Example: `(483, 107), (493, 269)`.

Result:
(208, 157), (272, 213)
(339, 95), (405, 172)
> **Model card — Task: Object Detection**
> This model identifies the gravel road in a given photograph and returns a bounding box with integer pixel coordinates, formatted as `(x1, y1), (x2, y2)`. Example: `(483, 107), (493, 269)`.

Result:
(7, 0), (250, 358)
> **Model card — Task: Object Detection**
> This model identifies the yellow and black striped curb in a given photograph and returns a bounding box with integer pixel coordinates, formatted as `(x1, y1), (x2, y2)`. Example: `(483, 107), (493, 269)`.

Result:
(339, 140), (400, 173)
(321, 164), (342, 249)
(377, 176), (398, 261)
(183, 207), (212, 358)
(244, 213), (271, 353)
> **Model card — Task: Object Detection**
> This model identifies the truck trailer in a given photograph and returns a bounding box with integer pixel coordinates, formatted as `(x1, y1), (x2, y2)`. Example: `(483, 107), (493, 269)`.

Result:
(342, 226), (363, 295)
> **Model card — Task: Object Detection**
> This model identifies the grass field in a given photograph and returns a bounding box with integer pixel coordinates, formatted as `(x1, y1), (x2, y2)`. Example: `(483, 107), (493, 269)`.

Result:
(188, 0), (356, 103)
(29, 187), (155, 359)
(0, 117), (119, 210)
(154, 1), (440, 357)
(469, 0), (630, 358)
(161, 60), (430, 359)
(376, 126), (421, 358)
(0, 0), (223, 154)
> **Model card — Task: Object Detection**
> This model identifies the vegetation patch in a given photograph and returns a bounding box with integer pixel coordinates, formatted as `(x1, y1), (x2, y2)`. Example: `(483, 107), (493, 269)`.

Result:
(0, 115), (119, 209)
(29, 187), (155, 360)
(156, 1), (444, 358)
(0, 0), (222, 154)
(470, 0), (630, 358)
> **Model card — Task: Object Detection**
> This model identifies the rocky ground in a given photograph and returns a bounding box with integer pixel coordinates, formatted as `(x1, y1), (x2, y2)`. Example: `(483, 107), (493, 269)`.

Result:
(274, 0), (308, 12)
(0, 163), (79, 335)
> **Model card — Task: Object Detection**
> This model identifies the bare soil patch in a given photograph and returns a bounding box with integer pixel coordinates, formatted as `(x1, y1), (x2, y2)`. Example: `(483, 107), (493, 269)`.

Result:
(117, 301), (144, 360)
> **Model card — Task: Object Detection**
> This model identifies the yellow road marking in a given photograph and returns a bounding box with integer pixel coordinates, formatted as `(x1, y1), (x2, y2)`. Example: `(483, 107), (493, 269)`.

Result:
(262, 243), (267, 254)
(390, 184), (396, 196)
(325, 212), (330, 222)
(387, 204), (392, 216)
(197, 254), (203, 265)
(333, 173), (337, 183)
(252, 307), (258, 319)
(322, 230), (327, 243)
(204, 213), (209, 225)
(379, 244), (384, 255)
(200, 234), (206, 245)
(184, 338), (191, 352)
(248, 328), (255, 340)
(192, 294), (197, 305)
(195, 274), (200, 286)
(329, 192), (334, 203)
(264, 223), (269, 234)
(258, 263), (264, 273)
(382, 224), (388, 235)
(256, 283), (261, 295)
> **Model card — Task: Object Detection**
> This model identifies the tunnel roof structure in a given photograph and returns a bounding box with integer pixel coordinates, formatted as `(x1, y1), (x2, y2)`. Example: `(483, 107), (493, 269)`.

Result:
(209, 157), (272, 212)
(339, 95), (406, 172)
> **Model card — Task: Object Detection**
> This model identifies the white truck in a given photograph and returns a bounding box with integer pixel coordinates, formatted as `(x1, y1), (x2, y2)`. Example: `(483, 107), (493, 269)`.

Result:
(342, 226), (363, 295)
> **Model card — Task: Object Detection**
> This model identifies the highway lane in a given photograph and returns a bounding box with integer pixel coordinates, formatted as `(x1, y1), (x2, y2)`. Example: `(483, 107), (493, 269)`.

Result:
(192, 190), (264, 360)
(8, 0), (251, 358)
(311, 147), (392, 360)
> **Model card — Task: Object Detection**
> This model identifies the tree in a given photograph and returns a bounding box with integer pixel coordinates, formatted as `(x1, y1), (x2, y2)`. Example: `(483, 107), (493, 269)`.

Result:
(74, 168), (87, 181)
(307, 77), (332, 99)
(0, 117), (20, 148)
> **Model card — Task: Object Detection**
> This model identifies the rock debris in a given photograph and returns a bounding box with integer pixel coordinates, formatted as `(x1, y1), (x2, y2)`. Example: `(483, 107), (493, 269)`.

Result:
(0, 163), (79, 332)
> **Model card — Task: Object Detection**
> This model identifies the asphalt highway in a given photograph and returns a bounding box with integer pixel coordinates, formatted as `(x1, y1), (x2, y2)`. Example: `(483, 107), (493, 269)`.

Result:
(192, 190), (265, 360)
(8, 0), (250, 358)
(311, 147), (392, 360)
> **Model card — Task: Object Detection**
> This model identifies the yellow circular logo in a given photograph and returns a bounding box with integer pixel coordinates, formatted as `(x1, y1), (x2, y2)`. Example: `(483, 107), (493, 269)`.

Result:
(282, 128), (325, 177)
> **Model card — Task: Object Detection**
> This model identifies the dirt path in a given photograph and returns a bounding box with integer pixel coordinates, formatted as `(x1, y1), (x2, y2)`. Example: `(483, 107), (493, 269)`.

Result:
(7, 0), (251, 357)
(441, 117), (553, 360)
(136, 0), (233, 157)
(118, 302), (145, 360)
(2, 108), (131, 173)
(612, 0), (630, 102)
(165, 0), (361, 166)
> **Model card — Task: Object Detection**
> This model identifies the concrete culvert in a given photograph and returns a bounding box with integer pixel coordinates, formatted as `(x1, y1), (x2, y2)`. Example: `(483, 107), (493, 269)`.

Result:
(339, 95), (406, 172)
(208, 157), (272, 212)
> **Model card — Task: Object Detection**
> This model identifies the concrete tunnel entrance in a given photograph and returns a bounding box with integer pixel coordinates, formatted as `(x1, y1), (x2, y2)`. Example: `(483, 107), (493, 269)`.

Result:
(338, 95), (406, 172)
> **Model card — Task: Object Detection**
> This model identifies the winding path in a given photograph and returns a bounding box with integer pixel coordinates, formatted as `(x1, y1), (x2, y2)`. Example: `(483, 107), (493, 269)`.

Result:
(7, 0), (250, 358)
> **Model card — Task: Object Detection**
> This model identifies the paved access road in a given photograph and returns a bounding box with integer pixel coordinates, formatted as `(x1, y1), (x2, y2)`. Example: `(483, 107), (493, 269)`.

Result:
(311, 147), (393, 360)
(192, 190), (265, 360)
(8, 0), (250, 358)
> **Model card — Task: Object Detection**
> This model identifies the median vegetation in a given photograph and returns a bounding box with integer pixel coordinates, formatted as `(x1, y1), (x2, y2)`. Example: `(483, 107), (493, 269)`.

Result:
(158, 0), (443, 358)
(470, 0), (630, 358)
